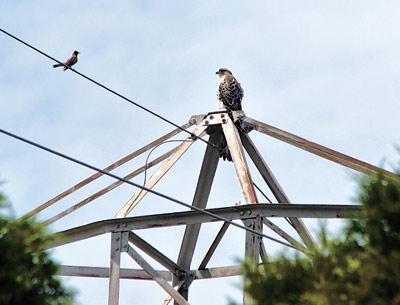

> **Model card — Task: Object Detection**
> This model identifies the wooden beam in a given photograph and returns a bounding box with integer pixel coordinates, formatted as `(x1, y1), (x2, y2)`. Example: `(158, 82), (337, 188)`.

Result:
(45, 147), (177, 224)
(221, 118), (258, 204)
(116, 124), (208, 218)
(198, 222), (229, 269)
(51, 204), (361, 248)
(126, 245), (190, 305)
(244, 116), (395, 179)
(241, 133), (315, 247)
(174, 131), (222, 303)
(128, 232), (185, 275)
(21, 122), (193, 219)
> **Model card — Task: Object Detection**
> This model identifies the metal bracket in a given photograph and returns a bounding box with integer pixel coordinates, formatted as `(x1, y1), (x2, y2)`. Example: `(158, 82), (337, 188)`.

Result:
(239, 209), (253, 217)
(202, 110), (245, 126)
(187, 271), (196, 285)
(178, 271), (195, 295)
(231, 110), (245, 122)
(243, 216), (262, 261)
(202, 112), (229, 126)
(189, 114), (206, 125)
(114, 222), (128, 232)
(121, 231), (129, 252)
(173, 269), (193, 305)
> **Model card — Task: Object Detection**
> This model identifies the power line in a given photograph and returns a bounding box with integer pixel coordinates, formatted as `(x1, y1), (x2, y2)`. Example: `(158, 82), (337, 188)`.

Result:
(0, 28), (219, 153)
(253, 182), (273, 203)
(0, 128), (300, 250)
(0, 28), (301, 250)
(253, 181), (295, 229)
(139, 139), (191, 203)
(253, 181), (295, 228)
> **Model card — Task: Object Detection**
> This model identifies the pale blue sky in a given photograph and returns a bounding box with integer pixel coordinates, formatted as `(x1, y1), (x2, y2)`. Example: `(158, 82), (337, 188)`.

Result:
(1, 1), (399, 304)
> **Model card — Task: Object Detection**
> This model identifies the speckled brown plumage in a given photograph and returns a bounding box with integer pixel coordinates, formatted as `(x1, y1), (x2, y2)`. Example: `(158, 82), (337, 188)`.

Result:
(216, 68), (244, 111)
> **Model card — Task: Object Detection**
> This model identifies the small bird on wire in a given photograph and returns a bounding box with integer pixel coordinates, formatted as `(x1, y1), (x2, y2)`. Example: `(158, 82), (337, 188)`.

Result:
(216, 68), (244, 111)
(53, 50), (80, 71)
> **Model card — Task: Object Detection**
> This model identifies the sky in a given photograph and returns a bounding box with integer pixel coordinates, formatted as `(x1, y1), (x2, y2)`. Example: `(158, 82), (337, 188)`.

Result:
(1, 1), (399, 304)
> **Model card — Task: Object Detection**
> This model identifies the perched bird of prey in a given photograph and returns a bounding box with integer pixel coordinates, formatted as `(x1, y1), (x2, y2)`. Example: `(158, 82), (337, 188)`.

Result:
(53, 50), (80, 71)
(216, 68), (244, 111)
(215, 68), (251, 161)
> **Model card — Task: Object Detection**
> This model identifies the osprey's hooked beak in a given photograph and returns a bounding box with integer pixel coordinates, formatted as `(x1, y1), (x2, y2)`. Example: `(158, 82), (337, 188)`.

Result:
(215, 71), (219, 74)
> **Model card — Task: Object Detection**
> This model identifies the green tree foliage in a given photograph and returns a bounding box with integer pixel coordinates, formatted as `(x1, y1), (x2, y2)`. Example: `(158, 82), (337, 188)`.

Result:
(0, 193), (74, 305)
(241, 171), (400, 305)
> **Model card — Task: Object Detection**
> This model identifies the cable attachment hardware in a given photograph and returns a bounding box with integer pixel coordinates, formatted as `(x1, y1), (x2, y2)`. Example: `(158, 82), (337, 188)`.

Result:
(189, 133), (198, 141)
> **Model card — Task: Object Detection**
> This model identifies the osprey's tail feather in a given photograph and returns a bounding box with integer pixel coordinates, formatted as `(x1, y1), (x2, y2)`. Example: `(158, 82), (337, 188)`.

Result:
(218, 137), (232, 162)
(217, 119), (253, 162)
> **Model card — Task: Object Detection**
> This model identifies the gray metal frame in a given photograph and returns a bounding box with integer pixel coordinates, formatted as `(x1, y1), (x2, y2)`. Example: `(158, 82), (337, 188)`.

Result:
(29, 110), (390, 305)
(174, 131), (222, 302)
(51, 204), (359, 248)
(55, 203), (359, 305)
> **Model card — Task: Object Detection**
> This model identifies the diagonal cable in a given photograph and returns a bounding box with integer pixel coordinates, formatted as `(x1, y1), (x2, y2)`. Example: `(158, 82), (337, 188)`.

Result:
(0, 28), (218, 152)
(0, 127), (301, 251)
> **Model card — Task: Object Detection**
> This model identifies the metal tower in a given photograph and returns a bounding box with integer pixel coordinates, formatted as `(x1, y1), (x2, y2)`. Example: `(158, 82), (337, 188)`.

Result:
(24, 110), (393, 305)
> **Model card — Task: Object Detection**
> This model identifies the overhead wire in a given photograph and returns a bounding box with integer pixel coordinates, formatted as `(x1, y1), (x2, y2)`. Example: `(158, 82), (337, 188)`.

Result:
(252, 182), (273, 203)
(253, 181), (295, 229)
(136, 139), (192, 206)
(0, 28), (220, 153)
(0, 128), (301, 250)
(0, 27), (302, 249)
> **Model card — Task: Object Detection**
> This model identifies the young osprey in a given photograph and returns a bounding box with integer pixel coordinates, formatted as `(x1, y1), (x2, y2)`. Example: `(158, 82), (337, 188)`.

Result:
(53, 50), (80, 71)
(216, 68), (244, 111)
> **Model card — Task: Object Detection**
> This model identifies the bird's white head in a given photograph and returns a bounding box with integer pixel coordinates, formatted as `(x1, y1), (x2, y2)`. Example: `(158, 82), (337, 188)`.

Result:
(215, 68), (233, 78)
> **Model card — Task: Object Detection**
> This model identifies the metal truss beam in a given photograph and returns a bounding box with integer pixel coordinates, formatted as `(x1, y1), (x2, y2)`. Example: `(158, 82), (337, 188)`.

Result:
(59, 265), (242, 280)
(108, 232), (128, 305)
(263, 218), (305, 250)
(222, 117), (258, 204)
(116, 124), (208, 218)
(22, 121), (194, 219)
(260, 241), (267, 260)
(128, 232), (185, 275)
(51, 204), (360, 248)
(243, 216), (263, 264)
(240, 133), (314, 247)
(198, 222), (230, 269)
(244, 116), (395, 179)
(243, 216), (263, 305)
(126, 245), (189, 305)
(174, 130), (222, 302)
(46, 147), (178, 224)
